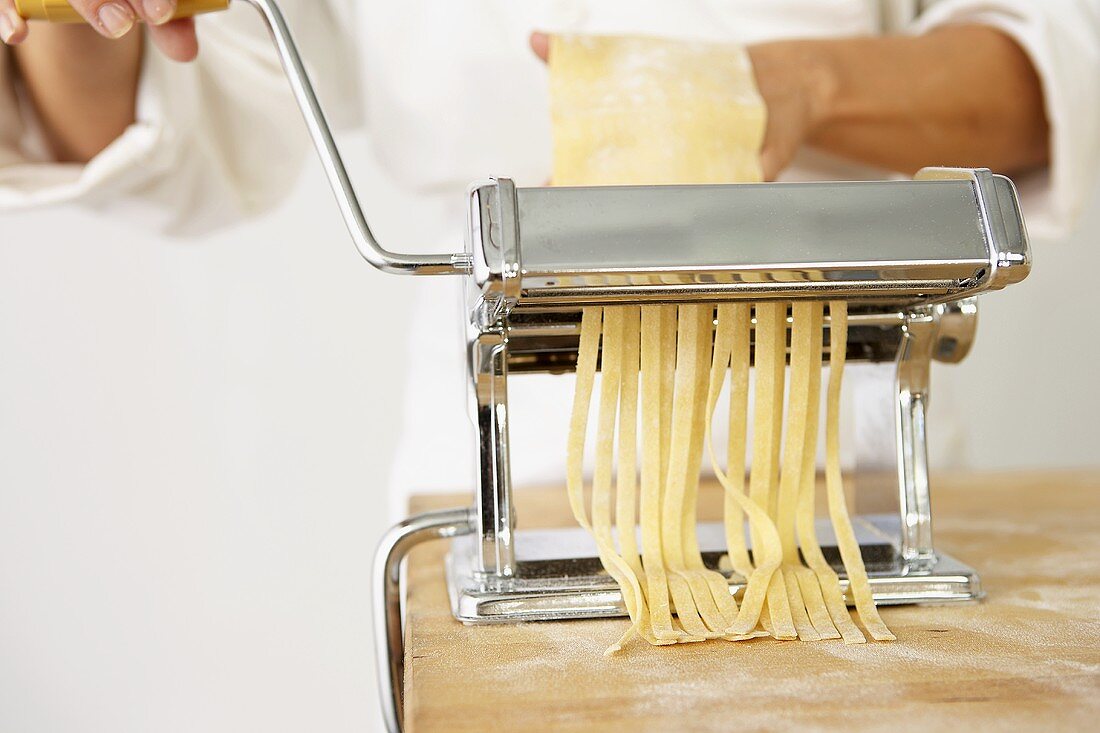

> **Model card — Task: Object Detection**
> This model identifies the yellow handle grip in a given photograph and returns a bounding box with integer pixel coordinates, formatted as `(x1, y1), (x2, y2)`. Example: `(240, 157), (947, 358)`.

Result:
(15, 0), (229, 22)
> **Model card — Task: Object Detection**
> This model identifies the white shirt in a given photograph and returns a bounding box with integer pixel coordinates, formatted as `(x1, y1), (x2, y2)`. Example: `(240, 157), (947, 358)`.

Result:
(2, 0), (1098, 505)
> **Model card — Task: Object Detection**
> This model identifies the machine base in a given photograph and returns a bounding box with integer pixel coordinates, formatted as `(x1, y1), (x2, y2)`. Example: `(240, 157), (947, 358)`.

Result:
(446, 514), (982, 624)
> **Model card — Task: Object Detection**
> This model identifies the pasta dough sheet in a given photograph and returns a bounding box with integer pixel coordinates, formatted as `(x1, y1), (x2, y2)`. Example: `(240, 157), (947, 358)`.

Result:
(549, 34), (765, 186)
(552, 33), (892, 649)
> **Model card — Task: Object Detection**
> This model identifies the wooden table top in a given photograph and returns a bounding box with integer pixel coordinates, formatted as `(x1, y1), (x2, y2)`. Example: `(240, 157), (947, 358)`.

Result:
(403, 471), (1100, 732)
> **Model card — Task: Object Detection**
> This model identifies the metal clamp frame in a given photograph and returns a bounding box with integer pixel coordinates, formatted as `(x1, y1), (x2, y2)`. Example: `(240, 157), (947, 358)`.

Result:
(374, 508), (474, 733)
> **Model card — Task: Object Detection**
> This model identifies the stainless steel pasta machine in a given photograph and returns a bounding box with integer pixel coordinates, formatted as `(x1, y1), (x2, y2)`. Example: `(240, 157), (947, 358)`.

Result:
(382, 175), (1033, 729)
(14, 1), (1033, 731)
(451, 169), (1028, 616)
(385, 170), (1029, 731)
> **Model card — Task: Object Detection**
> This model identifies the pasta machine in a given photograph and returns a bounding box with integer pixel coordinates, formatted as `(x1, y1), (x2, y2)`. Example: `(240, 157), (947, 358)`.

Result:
(390, 172), (1028, 731)
(449, 170), (1028, 617)
(389, 183), (1031, 728)
(14, 1), (1033, 731)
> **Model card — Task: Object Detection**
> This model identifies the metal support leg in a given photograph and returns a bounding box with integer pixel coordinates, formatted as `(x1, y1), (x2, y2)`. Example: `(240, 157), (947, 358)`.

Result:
(374, 508), (474, 733)
(895, 310), (937, 568)
(469, 324), (516, 577)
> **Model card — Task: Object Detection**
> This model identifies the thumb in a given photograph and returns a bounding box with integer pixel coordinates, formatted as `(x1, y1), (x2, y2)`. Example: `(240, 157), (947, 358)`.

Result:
(759, 138), (794, 183)
(530, 31), (549, 63)
(0, 0), (29, 44)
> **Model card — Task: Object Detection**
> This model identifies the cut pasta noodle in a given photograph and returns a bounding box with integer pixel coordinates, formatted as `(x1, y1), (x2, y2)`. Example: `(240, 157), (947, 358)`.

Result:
(823, 302), (897, 642)
(552, 33), (893, 650)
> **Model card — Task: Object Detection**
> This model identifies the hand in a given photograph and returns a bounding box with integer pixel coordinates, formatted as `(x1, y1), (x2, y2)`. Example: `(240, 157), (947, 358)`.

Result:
(0, 0), (199, 62)
(0, 0), (201, 161)
(746, 41), (837, 181)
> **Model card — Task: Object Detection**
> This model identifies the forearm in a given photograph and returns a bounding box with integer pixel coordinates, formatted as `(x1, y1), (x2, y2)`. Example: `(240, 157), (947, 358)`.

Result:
(12, 26), (142, 163)
(753, 25), (1050, 176)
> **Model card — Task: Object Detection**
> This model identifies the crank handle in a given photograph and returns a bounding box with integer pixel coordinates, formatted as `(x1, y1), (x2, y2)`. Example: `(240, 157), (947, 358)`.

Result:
(14, 0), (229, 23)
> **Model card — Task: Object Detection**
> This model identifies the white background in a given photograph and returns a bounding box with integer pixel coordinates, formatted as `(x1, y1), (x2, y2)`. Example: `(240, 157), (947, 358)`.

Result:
(2, 130), (1098, 732)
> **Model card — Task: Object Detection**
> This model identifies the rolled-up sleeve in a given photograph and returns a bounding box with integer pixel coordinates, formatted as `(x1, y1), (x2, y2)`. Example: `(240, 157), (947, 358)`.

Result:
(0, 0), (360, 236)
(913, 0), (1100, 239)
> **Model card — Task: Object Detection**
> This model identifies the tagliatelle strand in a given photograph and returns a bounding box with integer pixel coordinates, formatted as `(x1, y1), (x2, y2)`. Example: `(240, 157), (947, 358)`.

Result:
(722, 304), (755, 579)
(789, 303), (844, 641)
(661, 306), (729, 638)
(679, 307), (742, 631)
(616, 307), (646, 583)
(824, 302), (896, 642)
(704, 305), (782, 637)
(568, 309), (664, 652)
(639, 307), (693, 642)
(750, 303), (797, 640)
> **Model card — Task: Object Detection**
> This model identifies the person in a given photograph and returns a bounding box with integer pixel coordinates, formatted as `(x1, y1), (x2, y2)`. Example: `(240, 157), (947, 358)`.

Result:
(2, 0), (1098, 505)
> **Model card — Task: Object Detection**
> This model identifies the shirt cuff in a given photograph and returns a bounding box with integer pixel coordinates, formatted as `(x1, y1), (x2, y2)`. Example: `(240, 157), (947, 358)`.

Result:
(911, 0), (1100, 240)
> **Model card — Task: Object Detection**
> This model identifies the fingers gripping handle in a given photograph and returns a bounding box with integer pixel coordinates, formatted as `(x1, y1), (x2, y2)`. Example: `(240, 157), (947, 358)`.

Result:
(15, 0), (229, 22)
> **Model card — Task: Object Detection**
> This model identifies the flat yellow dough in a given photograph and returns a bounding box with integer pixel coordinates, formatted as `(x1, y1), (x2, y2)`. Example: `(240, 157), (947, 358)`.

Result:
(550, 34), (765, 186)
(553, 33), (892, 649)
